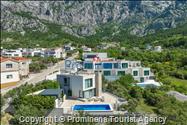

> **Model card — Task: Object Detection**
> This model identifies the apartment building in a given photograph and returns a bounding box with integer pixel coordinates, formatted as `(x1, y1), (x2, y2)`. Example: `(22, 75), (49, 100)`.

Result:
(57, 71), (102, 98)
(0, 57), (31, 89)
(65, 53), (154, 82)
(22, 48), (45, 57)
(82, 52), (108, 60)
(0, 57), (20, 89)
(83, 58), (154, 82)
(64, 44), (75, 52)
(44, 48), (65, 58)
(2, 49), (23, 57)
(13, 57), (32, 77)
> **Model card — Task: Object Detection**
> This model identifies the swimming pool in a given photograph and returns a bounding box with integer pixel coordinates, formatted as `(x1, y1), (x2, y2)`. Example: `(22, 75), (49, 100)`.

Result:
(72, 104), (113, 111)
(136, 83), (159, 88)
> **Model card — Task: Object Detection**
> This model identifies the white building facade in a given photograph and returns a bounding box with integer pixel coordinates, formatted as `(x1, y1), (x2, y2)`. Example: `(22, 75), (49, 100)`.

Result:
(57, 71), (102, 98)
(83, 59), (154, 82)
(65, 53), (154, 82)
(0, 58), (20, 88)
(2, 49), (23, 57)
(44, 48), (65, 58)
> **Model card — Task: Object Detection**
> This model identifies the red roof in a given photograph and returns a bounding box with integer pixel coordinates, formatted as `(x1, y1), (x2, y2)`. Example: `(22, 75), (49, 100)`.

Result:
(0, 57), (15, 62)
(12, 57), (31, 61)
(0, 57), (30, 62)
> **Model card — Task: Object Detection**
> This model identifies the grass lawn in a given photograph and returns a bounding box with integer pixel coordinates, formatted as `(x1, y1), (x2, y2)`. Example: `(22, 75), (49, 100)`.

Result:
(136, 99), (156, 114)
(165, 76), (187, 87)
(164, 76), (187, 94)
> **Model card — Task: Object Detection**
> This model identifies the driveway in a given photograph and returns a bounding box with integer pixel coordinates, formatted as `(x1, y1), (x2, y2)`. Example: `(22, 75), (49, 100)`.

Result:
(167, 91), (187, 102)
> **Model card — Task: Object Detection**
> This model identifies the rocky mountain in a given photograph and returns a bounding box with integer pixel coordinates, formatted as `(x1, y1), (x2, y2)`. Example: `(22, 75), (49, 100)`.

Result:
(1, 1), (187, 37)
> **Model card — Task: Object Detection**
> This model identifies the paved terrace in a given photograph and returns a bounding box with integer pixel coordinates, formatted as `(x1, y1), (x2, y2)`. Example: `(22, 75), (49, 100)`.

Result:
(61, 92), (118, 107)
(47, 92), (128, 117)
(59, 92), (127, 114)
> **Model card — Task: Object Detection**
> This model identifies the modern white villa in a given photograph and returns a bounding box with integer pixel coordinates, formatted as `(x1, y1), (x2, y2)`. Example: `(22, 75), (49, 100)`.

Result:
(154, 46), (162, 52)
(30, 52), (155, 115)
(22, 48), (46, 57)
(82, 45), (92, 52)
(2, 49), (23, 57)
(57, 70), (102, 98)
(66, 52), (154, 82)
(55, 69), (125, 114)
(2, 47), (67, 59)
(82, 52), (108, 60)
(83, 58), (154, 82)
(63, 44), (75, 52)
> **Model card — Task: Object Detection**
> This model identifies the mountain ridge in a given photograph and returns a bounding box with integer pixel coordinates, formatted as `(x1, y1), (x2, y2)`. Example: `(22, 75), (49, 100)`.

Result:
(1, 1), (187, 37)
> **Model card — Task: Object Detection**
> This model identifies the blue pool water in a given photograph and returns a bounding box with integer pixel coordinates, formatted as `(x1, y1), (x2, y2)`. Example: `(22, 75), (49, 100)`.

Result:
(137, 84), (156, 88)
(73, 104), (112, 111)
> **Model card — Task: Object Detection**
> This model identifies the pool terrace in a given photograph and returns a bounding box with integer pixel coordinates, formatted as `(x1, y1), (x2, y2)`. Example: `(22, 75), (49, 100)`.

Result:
(60, 92), (127, 114)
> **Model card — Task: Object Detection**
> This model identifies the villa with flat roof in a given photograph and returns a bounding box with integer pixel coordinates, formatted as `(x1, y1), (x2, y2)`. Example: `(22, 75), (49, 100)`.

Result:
(83, 58), (154, 82)
(65, 52), (154, 82)
(82, 52), (108, 60)
(49, 52), (155, 114)
(55, 70), (126, 114)
(57, 71), (102, 99)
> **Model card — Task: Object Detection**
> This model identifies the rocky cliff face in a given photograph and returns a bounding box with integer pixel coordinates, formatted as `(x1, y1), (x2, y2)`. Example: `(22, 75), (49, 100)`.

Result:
(1, 1), (187, 36)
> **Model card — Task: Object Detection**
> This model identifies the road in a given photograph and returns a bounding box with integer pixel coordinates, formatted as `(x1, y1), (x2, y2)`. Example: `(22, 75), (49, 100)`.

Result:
(1, 52), (79, 95)
(1, 61), (64, 113)
(1, 60), (64, 94)
(167, 91), (187, 102)
(1, 52), (79, 113)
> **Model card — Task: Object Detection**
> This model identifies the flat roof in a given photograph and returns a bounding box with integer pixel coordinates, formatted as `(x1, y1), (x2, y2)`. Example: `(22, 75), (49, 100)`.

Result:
(60, 71), (95, 77)
(39, 89), (62, 96)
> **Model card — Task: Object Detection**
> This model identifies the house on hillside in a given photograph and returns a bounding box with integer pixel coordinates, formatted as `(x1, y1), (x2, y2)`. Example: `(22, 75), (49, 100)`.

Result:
(12, 57), (32, 78)
(154, 46), (162, 52)
(57, 71), (102, 98)
(65, 53), (154, 82)
(0, 57), (20, 89)
(82, 52), (108, 60)
(22, 48), (46, 57)
(44, 48), (66, 58)
(2, 49), (23, 57)
(0, 57), (31, 89)
(82, 45), (92, 52)
(64, 44), (75, 52)
(83, 58), (154, 82)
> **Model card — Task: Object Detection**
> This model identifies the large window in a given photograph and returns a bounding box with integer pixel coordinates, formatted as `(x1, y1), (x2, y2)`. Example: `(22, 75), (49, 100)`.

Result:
(113, 63), (119, 69)
(144, 70), (150, 76)
(64, 77), (70, 86)
(103, 71), (111, 76)
(85, 78), (93, 89)
(14, 54), (19, 57)
(84, 63), (93, 69)
(83, 89), (95, 98)
(133, 71), (138, 76)
(6, 75), (13, 79)
(87, 55), (96, 59)
(103, 63), (112, 69)
(122, 63), (128, 68)
(6, 64), (13, 68)
(118, 71), (125, 76)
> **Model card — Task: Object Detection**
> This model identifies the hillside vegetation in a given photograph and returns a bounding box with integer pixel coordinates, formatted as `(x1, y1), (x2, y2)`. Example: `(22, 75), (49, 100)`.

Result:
(1, 22), (187, 49)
